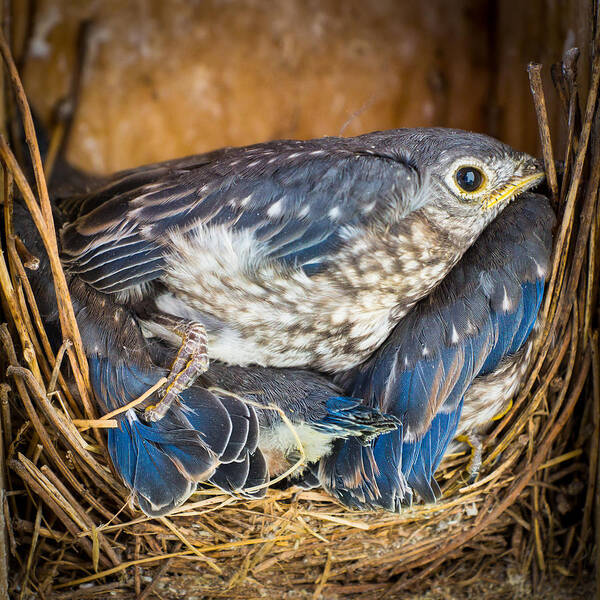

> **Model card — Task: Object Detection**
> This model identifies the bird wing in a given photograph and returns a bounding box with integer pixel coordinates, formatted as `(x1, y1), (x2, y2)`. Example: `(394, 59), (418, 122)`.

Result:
(327, 193), (555, 507)
(342, 192), (554, 434)
(92, 355), (270, 515)
(59, 138), (419, 294)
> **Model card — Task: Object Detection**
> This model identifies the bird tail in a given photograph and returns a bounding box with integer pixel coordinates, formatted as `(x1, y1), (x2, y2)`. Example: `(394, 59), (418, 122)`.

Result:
(90, 357), (268, 516)
(207, 390), (268, 499)
(317, 399), (463, 511)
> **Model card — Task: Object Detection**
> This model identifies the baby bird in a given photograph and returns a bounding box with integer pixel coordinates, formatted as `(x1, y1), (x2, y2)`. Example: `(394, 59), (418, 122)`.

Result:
(15, 127), (547, 514)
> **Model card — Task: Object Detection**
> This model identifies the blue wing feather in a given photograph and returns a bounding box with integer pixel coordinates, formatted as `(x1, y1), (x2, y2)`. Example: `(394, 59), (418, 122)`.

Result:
(60, 141), (418, 293)
(88, 356), (273, 515)
(510, 280), (544, 353)
(406, 398), (463, 502)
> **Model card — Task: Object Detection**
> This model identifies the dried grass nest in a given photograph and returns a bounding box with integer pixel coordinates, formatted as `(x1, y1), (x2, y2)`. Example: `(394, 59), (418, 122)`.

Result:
(0, 32), (598, 600)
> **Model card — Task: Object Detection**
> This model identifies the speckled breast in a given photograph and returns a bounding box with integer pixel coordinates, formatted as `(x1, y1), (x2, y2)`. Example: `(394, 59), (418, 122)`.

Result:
(151, 216), (463, 372)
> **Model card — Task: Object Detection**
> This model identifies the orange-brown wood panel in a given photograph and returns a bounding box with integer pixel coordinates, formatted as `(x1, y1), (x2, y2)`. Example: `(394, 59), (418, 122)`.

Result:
(21, 0), (493, 173)
(19, 0), (593, 174)
(492, 0), (593, 157)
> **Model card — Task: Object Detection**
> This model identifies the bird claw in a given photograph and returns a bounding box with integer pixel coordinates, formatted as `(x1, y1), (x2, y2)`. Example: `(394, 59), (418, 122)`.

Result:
(456, 433), (483, 484)
(144, 319), (209, 422)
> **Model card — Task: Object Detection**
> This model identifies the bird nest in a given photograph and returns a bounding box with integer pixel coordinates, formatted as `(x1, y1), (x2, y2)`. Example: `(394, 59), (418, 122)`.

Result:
(0, 30), (599, 600)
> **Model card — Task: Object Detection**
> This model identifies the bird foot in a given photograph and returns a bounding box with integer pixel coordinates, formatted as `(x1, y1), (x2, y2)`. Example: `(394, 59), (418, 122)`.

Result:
(491, 398), (513, 421)
(456, 433), (482, 484)
(144, 317), (209, 422)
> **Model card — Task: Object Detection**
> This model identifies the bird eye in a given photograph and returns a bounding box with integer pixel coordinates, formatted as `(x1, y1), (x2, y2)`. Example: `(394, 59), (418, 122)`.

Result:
(455, 166), (485, 193)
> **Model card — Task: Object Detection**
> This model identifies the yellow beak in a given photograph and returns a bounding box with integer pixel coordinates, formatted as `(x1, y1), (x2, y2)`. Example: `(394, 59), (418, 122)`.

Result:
(484, 171), (546, 210)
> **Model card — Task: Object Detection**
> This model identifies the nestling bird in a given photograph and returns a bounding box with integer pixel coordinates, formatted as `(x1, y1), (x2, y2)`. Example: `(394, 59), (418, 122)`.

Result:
(47, 127), (547, 513)
(14, 124), (543, 514)
(317, 192), (554, 509)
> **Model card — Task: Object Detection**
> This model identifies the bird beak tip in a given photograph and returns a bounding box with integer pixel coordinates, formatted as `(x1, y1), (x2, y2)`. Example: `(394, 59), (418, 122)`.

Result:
(483, 171), (546, 210)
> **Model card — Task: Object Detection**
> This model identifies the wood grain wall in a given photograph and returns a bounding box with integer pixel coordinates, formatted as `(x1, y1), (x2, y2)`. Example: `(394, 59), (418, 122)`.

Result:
(17, 0), (593, 174)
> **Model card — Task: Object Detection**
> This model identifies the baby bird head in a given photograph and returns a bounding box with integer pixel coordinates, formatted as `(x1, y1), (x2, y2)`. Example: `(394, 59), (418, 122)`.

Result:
(362, 127), (545, 246)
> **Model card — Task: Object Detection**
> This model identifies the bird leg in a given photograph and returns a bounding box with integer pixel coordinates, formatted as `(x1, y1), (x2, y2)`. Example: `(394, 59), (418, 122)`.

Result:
(455, 434), (482, 484)
(143, 315), (209, 422)
(452, 400), (512, 482)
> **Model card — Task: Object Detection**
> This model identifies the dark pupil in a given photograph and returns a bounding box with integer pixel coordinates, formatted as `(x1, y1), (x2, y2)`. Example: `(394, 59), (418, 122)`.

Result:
(456, 167), (483, 192)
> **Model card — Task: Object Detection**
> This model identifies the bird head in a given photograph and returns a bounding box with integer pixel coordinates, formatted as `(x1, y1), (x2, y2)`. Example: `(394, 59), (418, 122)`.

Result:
(360, 128), (545, 247)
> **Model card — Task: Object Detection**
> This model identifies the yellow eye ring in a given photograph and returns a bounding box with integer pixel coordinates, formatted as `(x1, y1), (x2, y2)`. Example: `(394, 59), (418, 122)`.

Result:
(455, 166), (486, 194)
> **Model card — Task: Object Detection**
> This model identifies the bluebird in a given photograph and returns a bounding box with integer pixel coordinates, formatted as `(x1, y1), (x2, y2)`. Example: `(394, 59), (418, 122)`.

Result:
(45, 128), (547, 512)
(314, 192), (555, 510)
(11, 199), (397, 516)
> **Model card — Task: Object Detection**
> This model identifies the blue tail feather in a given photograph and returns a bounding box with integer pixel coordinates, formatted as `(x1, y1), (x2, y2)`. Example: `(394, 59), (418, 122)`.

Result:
(213, 394), (253, 463)
(209, 452), (251, 493)
(238, 450), (268, 499)
(90, 356), (260, 516)
(180, 387), (233, 458)
(107, 417), (196, 517)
